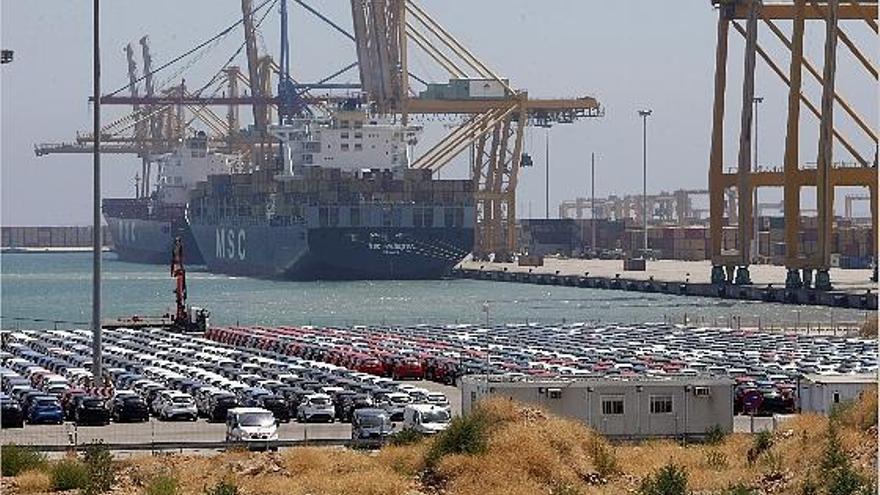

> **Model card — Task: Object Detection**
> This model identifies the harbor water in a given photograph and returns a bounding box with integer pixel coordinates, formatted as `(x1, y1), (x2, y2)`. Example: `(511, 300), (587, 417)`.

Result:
(0, 252), (874, 330)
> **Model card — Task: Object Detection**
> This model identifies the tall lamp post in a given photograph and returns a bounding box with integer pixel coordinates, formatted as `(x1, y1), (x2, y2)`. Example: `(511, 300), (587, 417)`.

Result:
(91, 0), (103, 383)
(752, 96), (763, 262)
(638, 109), (652, 257)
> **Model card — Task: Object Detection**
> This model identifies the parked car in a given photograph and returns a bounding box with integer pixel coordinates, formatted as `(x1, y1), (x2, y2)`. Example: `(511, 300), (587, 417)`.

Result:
(257, 395), (290, 423)
(75, 397), (111, 426)
(111, 396), (149, 423)
(1, 398), (24, 428)
(351, 408), (393, 444)
(402, 404), (451, 434)
(27, 396), (64, 424)
(208, 393), (239, 422)
(296, 393), (335, 423)
(157, 392), (197, 421)
(380, 392), (413, 421)
(225, 407), (278, 449)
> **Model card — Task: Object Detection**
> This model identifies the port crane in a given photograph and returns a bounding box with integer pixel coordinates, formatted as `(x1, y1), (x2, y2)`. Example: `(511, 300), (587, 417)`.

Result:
(350, 0), (602, 260)
(36, 0), (601, 261)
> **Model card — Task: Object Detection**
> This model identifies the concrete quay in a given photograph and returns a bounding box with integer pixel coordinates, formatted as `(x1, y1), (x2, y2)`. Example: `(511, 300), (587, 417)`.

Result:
(455, 259), (878, 310)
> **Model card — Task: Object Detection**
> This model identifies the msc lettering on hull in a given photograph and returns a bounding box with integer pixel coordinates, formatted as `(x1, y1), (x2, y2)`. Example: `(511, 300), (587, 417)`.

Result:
(215, 228), (246, 260)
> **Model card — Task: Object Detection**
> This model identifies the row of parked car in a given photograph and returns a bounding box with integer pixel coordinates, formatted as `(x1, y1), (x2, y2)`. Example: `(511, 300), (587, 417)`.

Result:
(204, 322), (876, 416)
(0, 328), (451, 440)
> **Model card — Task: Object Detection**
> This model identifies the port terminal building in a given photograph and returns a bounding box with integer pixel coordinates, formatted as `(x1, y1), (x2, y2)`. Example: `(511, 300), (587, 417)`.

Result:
(460, 375), (734, 440)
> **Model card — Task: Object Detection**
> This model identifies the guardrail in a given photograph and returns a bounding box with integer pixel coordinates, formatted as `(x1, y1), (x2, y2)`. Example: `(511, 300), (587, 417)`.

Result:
(19, 438), (353, 453)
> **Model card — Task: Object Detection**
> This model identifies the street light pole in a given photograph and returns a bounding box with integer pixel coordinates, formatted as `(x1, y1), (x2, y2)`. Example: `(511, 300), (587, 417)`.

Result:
(638, 109), (652, 257)
(752, 96), (763, 262)
(91, 0), (103, 383)
(591, 152), (597, 253)
(545, 130), (550, 219)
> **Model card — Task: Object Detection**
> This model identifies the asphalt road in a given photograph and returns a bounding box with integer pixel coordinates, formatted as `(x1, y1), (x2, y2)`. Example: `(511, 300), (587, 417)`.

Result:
(0, 382), (461, 447)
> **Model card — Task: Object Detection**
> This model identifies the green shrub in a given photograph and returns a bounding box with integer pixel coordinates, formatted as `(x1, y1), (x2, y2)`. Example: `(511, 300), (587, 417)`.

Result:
(586, 435), (620, 478)
(819, 424), (848, 477)
(638, 463), (688, 495)
(746, 430), (774, 466)
(826, 464), (867, 495)
(387, 428), (424, 446)
(704, 424), (726, 445)
(0, 444), (47, 477)
(144, 472), (180, 495)
(51, 458), (89, 492)
(704, 449), (728, 471)
(83, 442), (115, 495)
(425, 410), (489, 468)
(819, 424), (869, 495)
(204, 477), (239, 495)
(724, 483), (757, 495)
(799, 476), (819, 495)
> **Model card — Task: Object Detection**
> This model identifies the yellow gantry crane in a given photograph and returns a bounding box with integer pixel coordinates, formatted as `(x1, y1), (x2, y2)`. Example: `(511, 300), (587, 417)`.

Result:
(350, 0), (602, 261)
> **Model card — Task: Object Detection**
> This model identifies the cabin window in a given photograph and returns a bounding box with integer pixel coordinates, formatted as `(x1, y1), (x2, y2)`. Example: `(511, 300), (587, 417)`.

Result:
(350, 207), (361, 227)
(650, 395), (673, 414)
(340, 120), (350, 129)
(833, 392), (840, 404)
(341, 143), (350, 151)
(354, 143), (363, 151)
(601, 396), (624, 415)
(341, 132), (349, 139)
(354, 132), (363, 139)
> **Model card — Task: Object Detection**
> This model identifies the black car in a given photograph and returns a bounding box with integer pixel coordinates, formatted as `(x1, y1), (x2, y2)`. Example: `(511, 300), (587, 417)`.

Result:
(207, 395), (238, 422)
(339, 394), (374, 423)
(1, 399), (24, 428)
(111, 396), (149, 422)
(75, 397), (111, 426)
(258, 396), (290, 423)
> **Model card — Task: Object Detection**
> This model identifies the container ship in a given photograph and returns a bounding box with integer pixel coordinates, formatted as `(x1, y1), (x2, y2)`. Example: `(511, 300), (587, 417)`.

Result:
(103, 132), (234, 264)
(187, 103), (475, 280)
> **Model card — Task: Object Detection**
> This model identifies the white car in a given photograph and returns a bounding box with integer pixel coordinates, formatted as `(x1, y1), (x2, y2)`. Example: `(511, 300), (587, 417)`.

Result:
(296, 393), (335, 423)
(402, 404), (452, 435)
(381, 392), (413, 421)
(225, 407), (278, 446)
(425, 392), (449, 407)
(158, 392), (197, 421)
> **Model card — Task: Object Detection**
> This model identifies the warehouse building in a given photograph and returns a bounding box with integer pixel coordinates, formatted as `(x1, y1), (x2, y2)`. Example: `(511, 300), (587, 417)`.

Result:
(461, 375), (734, 440)
(798, 374), (877, 415)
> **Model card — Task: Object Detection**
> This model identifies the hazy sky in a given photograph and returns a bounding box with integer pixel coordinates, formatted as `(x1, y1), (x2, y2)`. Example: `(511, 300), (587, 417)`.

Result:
(1, 1), (877, 225)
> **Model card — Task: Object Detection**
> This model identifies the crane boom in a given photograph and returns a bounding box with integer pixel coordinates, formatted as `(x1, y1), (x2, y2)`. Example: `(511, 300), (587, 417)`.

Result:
(242, 0), (268, 132)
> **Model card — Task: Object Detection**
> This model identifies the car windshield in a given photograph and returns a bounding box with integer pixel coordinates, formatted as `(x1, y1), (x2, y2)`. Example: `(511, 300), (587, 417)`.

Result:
(83, 399), (104, 407)
(172, 397), (194, 405)
(421, 410), (451, 423)
(37, 398), (61, 407)
(390, 395), (411, 404)
(239, 412), (274, 427)
(309, 397), (330, 406)
(358, 415), (388, 427)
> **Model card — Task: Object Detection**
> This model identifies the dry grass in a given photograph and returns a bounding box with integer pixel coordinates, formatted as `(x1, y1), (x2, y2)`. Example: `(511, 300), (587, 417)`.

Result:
(5, 394), (876, 495)
(859, 316), (878, 338)
(13, 469), (50, 494)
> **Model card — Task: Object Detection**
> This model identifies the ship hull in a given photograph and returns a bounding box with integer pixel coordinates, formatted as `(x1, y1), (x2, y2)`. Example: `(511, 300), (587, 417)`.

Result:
(104, 215), (204, 265)
(190, 223), (473, 280)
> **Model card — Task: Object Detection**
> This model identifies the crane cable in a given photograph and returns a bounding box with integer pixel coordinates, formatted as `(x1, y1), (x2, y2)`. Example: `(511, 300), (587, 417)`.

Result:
(105, 0), (277, 98)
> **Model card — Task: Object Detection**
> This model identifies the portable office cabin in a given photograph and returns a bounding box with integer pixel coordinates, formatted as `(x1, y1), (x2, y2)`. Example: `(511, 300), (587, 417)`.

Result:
(461, 375), (734, 440)
(798, 374), (877, 415)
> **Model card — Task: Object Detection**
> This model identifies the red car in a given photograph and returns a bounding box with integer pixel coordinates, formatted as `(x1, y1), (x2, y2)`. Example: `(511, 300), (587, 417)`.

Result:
(392, 357), (424, 380)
